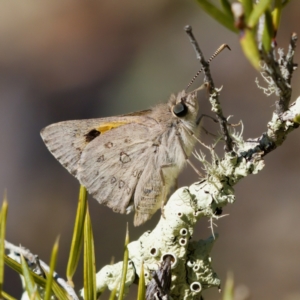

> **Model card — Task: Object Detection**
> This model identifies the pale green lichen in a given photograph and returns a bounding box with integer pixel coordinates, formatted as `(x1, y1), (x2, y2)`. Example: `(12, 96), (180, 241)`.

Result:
(282, 96), (300, 124)
(187, 236), (221, 290)
(92, 94), (300, 299)
(92, 261), (135, 298)
(209, 87), (223, 114)
(95, 182), (234, 299)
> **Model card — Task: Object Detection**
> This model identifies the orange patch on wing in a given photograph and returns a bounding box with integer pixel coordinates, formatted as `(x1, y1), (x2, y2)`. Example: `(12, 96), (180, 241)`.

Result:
(97, 122), (128, 134)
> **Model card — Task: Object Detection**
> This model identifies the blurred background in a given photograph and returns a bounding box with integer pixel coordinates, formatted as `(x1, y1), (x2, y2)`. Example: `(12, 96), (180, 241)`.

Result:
(0, 1), (300, 299)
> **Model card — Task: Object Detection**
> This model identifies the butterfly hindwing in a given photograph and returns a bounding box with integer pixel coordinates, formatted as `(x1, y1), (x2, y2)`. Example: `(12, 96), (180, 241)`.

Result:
(78, 122), (157, 214)
(133, 136), (181, 225)
(133, 158), (163, 225)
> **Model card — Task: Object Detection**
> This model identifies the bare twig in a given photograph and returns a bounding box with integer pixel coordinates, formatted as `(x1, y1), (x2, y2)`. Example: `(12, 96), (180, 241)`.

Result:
(184, 25), (233, 152)
(185, 44), (230, 91)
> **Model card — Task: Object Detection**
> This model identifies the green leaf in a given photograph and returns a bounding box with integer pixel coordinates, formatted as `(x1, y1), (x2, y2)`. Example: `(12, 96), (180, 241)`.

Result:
(44, 237), (59, 300)
(20, 254), (41, 300)
(5, 255), (46, 286)
(240, 0), (253, 20)
(0, 195), (8, 297)
(66, 185), (88, 285)
(4, 255), (69, 300)
(272, 0), (282, 34)
(293, 114), (300, 124)
(196, 0), (238, 32)
(51, 277), (72, 300)
(117, 224), (130, 300)
(248, 0), (273, 28)
(222, 271), (234, 300)
(262, 10), (274, 52)
(2, 291), (17, 300)
(83, 205), (96, 300)
(219, 0), (234, 20)
(108, 287), (117, 300)
(240, 29), (260, 70)
(136, 262), (145, 300)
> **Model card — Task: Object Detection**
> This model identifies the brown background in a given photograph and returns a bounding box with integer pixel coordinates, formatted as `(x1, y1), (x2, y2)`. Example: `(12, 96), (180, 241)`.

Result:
(0, 1), (300, 299)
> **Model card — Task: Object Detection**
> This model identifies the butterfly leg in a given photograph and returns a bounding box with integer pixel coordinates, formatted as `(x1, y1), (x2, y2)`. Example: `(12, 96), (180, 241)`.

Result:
(196, 113), (218, 125)
(176, 134), (203, 177)
(182, 124), (212, 150)
(197, 114), (220, 142)
(197, 113), (241, 127)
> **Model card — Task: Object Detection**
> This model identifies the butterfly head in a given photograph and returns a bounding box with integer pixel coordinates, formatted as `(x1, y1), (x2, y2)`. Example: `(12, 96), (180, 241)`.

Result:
(170, 90), (199, 123)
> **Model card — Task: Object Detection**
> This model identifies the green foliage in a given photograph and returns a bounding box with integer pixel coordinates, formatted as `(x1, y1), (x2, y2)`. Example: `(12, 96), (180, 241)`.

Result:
(108, 287), (118, 300)
(222, 272), (234, 300)
(0, 195), (8, 297)
(196, 0), (288, 69)
(1, 188), (136, 299)
(262, 9), (274, 52)
(83, 205), (96, 300)
(196, 0), (237, 32)
(117, 224), (130, 300)
(137, 262), (146, 300)
(240, 0), (253, 20)
(20, 254), (42, 300)
(240, 29), (261, 69)
(5, 254), (69, 300)
(3, 196), (72, 299)
(220, 0), (233, 18)
(66, 185), (88, 284)
(1, 290), (17, 300)
(247, 0), (272, 28)
(44, 237), (59, 300)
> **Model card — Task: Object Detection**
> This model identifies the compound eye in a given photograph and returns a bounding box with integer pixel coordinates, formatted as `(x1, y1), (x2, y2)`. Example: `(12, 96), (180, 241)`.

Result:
(173, 102), (188, 117)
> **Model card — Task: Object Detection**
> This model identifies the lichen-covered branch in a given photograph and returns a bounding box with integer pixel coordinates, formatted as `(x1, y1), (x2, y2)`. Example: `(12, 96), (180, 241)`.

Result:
(260, 33), (297, 114)
(93, 31), (299, 300)
(93, 184), (229, 300)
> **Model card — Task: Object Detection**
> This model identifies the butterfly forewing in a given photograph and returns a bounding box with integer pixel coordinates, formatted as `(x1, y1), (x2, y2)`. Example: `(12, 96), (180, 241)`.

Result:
(41, 119), (107, 176)
(41, 90), (201, 225)
(40, 115), (156, 176)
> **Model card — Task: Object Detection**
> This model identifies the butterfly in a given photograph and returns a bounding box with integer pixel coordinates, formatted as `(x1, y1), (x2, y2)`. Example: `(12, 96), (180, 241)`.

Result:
(41, 90), (201, 226)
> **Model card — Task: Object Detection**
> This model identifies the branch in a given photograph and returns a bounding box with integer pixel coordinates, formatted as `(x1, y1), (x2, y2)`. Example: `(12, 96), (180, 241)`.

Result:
(185, 25), (233, 152)
(93, 184), (224, 299)
(260, 33), (297, 114)
(93, 31), (299, 300)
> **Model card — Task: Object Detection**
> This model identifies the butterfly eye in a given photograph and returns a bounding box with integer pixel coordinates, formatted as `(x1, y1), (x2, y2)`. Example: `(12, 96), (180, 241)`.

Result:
(173, 102), (188, 117)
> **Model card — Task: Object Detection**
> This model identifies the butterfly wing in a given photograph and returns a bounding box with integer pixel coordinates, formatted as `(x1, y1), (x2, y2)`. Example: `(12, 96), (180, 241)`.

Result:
(41, 113), (162, 216)
(133, 129), (182, 226)
(41, 109), (180, 225)
(40, 113), (152, 177)
(41, 118), (105, 176)
(77, 122), (156, 214)
(133, 158), (164, 225)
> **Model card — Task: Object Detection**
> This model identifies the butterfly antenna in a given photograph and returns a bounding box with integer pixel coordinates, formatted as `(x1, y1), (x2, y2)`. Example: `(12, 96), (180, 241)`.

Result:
(185, 43), (231, 91)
